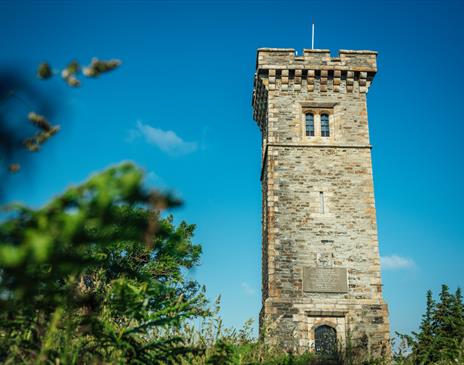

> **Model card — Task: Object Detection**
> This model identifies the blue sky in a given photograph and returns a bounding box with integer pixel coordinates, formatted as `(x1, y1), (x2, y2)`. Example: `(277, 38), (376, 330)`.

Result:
(1, 0), (463, 337)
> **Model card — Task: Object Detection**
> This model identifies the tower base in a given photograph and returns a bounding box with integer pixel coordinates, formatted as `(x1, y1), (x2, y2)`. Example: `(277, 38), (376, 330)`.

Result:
(260, 298), (391, 360)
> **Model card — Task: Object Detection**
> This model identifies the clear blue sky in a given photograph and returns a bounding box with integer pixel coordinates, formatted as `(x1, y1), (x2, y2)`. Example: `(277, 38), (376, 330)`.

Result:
(1, 0), (463, 338)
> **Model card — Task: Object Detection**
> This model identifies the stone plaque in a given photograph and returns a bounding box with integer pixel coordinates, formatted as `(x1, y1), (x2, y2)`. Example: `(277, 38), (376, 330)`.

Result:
(303, 267), (348, 293)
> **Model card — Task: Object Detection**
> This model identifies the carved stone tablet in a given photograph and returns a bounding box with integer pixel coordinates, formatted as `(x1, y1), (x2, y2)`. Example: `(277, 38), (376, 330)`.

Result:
(303, 267), (348, 293)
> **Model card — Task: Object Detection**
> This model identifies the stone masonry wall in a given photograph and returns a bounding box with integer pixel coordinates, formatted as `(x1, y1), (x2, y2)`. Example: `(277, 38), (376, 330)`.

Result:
(253, 49), (390, 359)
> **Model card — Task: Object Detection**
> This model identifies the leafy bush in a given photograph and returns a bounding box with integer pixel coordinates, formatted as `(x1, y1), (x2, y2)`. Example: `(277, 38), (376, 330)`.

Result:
(0, 162), (208, 364)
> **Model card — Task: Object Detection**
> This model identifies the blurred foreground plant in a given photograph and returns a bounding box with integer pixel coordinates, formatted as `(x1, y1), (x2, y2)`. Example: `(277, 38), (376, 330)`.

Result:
(1, 57), (121, 175)
(0, 162), (208, 364)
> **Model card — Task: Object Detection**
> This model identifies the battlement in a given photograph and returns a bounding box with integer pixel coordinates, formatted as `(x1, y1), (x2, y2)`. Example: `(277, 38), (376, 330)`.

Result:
(256, 48), (377, 72)
(252, 48), (378, 130)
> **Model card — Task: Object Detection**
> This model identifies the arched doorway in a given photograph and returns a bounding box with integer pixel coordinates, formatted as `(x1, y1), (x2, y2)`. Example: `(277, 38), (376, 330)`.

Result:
(314, 325), (337, 355)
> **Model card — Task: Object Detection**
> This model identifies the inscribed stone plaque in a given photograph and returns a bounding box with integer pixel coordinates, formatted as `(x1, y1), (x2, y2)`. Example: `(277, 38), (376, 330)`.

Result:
(303, 267), (348, 293)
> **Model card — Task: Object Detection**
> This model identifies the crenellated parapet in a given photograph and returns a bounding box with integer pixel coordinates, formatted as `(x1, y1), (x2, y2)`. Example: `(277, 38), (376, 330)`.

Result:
(256, 48), (377, 70)
(252, 49), (378, 130)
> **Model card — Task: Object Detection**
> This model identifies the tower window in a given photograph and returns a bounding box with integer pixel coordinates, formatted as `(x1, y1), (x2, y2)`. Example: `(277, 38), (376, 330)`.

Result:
(305, 113), (315, 137)
(321, 114), (330, 137)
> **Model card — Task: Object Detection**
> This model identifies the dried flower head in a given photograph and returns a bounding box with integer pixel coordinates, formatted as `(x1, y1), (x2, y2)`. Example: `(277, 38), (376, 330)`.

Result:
(61, 60), (81, 87)
(8, 164), (21, 173)
(83, 58), (121, 78)
(37, 63), (52, 79)
(28, 112), (52, 132)
(66, 75), (81, 87)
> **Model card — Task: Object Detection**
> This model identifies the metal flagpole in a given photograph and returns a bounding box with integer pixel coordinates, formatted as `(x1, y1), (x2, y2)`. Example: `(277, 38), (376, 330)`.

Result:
(312, 22), (315, 49)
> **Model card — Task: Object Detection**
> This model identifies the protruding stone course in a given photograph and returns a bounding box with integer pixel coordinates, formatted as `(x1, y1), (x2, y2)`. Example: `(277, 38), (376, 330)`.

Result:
(252, 48), (390, 360)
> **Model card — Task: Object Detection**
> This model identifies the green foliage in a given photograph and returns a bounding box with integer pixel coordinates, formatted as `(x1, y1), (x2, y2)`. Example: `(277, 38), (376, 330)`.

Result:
(0, 162), (208, 364)
(395, 285), (464, 365)
(5, 163), (462, 365)
(173, 297), (319, 365)
(206, 340), (237, 365)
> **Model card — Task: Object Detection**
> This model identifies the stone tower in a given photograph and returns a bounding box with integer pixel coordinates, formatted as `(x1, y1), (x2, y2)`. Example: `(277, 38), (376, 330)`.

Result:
(251, 48), (390, 358)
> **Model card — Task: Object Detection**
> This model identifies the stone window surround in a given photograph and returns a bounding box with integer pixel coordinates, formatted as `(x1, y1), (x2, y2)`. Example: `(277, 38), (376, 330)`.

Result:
(301, 102), (337, 142)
